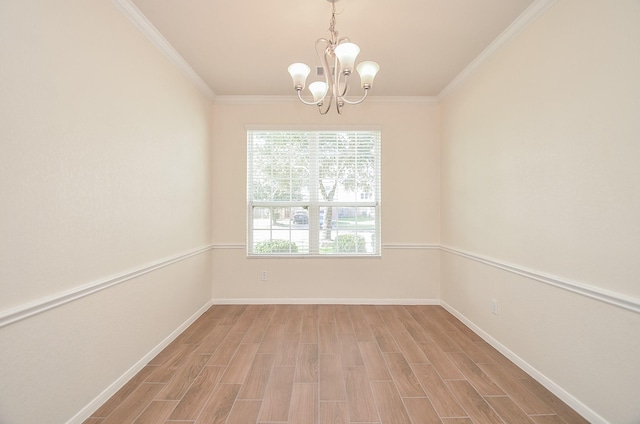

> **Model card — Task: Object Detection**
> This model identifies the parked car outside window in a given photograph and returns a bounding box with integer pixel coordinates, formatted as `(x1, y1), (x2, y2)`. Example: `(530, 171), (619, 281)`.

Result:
(292, 211), (308, 224)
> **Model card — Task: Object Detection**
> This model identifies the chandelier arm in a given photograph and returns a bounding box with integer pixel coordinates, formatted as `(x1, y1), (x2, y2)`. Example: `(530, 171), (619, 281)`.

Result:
(288, 0), (377, 114)
(310, 39), (332, 104)
(318, 60), (338, 115)
(296, 89), (323, 106)
(315, 46), (336, 115)
(315, 38), (330, 59)
(319, 84), (333, 114)
(332, 53), (343, 96)
(332, 52), (343, 114)
(319, 99), (331, 115)
(339, 88), (370, 105)
(337, 71), (350, 98)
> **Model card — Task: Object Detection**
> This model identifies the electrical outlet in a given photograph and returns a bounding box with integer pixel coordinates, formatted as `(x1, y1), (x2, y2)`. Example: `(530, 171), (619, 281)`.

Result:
(261, 271), (268, 281)
(491, 299), (498, 315)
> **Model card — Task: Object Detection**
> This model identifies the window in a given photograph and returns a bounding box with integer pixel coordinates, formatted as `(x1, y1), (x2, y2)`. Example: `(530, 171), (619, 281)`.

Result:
(247, 128), (381, 256)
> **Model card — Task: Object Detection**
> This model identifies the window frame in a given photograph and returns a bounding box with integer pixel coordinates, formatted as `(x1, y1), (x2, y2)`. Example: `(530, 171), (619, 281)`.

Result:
(246, 126), (382, 258)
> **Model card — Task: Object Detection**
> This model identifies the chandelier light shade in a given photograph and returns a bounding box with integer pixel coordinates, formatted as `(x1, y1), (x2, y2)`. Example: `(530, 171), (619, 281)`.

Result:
(309, 81), (327, 102)
(287, 0), (380, 114)
(333, 42), (360, 72)
(287, 63), (311, 91)
(356, 61), (380, 88)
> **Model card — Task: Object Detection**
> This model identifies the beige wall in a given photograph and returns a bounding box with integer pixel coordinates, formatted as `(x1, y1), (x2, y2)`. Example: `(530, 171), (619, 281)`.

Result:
(0, 1), (213, 423)
(440, 1), (640, 422)
(3, 0), (639, 423)
(211, 100), (440, 302)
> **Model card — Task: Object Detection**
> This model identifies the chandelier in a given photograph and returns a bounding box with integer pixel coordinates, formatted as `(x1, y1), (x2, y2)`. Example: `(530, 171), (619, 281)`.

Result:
(287, 0), (380, 115)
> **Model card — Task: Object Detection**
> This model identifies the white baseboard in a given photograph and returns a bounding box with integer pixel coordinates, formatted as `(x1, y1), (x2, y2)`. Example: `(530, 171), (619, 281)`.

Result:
(66, 300), (214, 424)
(211, 298), (440, 305)
(440, 301), (606, 424)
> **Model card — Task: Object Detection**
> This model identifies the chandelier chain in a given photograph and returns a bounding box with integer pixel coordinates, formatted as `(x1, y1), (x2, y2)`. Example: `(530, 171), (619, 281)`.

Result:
(328, 1), (338, 45)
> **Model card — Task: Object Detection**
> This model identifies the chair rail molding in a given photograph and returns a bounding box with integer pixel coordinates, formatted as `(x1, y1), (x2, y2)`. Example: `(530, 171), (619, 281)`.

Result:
(0, 245), (215, 329)
(441, 245), (640, 314)
(9, 242), (635, 329)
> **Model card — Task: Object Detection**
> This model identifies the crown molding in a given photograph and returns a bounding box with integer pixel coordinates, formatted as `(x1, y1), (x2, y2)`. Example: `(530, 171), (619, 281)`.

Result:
(111, 0), (557, 106)
(367, 96), (439, 104)
(214, 96), (296, 105)
(110, 0), (216, 103)
(437, 0), (559, 100)
(213, 95), (438, 105)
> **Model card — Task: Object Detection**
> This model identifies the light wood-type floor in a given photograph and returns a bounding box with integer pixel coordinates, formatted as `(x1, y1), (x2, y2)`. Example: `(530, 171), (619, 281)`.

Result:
(84, 305), (588, 424)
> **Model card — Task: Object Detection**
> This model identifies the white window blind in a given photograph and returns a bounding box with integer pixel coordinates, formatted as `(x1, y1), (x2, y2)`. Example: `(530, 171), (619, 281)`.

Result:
(247, 129), (381, 256)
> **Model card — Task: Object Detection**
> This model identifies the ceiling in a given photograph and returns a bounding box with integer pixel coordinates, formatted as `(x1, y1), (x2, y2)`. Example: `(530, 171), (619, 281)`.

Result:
(130, 0), (535, 97)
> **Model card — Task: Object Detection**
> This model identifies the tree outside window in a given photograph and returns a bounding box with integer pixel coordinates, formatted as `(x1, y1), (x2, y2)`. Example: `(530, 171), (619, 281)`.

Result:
(247, 129), (381, 256)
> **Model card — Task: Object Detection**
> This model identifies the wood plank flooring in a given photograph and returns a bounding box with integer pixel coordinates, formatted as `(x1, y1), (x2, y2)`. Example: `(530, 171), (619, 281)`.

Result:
(85, 305), (588, 424)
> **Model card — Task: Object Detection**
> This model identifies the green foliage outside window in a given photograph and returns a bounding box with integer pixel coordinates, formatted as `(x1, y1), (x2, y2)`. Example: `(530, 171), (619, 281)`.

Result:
(335, 234), (366, 253)
(254, 239), (299, 254)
